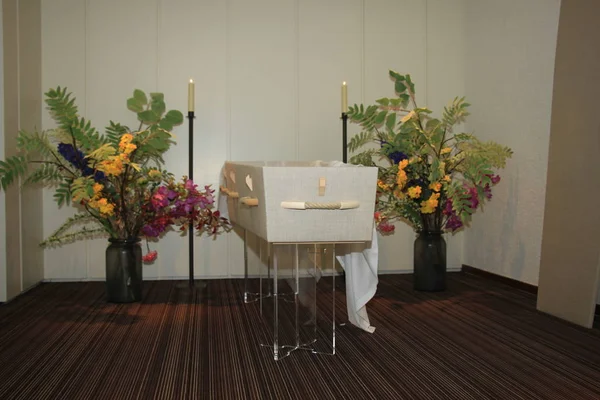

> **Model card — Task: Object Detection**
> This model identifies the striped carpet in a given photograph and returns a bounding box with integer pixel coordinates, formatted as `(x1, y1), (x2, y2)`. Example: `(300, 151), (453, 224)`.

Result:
(1, 273), (600, 399)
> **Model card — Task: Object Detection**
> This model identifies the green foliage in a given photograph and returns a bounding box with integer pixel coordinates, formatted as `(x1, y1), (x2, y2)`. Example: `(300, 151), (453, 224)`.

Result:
(45, 87), (103, 153)
(23, 163), (64, 186)
(0, 155), (28, 190)
(347, 69), (512, 234)
(0, 86), (186, 244)
(53, 179), (73, 207)
(105, 121), (129, 147)
(40, 213), (105, 247)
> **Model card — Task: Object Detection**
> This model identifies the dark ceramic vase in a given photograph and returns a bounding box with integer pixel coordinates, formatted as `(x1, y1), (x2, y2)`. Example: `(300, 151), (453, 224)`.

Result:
(105, 238), (142, 303)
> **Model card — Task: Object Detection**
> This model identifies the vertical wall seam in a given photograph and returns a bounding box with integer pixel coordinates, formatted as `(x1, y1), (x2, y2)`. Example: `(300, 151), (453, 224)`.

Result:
(156, 1), (160, 92)
(16, 0), (22, 292)
(84, 0), (90, 280)
(425, 0), (429, 107)
(361, 0), (365, 104)
(156, 0), (161, 279)
(225, 0), (231, 277)
(294, 0), (299, 161)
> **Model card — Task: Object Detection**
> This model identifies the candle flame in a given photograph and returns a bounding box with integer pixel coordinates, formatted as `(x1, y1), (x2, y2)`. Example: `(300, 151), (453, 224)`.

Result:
(189, 79), (194, 83)
(343, 81), (347, 85)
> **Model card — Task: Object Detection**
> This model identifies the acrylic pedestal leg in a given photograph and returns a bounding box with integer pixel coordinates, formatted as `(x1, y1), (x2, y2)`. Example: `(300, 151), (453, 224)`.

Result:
(258, 243), (336, 361)
(243, 229), (270, 303)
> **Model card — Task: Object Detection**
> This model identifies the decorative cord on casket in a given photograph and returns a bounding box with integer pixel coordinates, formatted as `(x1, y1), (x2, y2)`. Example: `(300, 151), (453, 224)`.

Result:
(281, 201), (359, 210)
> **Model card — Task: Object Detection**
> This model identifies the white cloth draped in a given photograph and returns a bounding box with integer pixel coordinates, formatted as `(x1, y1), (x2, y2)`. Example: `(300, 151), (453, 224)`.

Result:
(218, 161), (379, 333)
(336, 231), (378, 333)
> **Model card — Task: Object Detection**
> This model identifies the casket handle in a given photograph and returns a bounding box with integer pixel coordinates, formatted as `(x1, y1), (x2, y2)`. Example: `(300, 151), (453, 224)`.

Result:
(220, 185), (239, 199)
(280, 201), (359, 210)
(240, 197), (259, 207)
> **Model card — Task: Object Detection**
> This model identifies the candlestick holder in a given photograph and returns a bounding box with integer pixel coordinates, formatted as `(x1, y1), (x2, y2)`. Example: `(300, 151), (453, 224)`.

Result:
(341, 112), (348, 163)
(188, 111), (196, 288)
(176, 111), (204, 292)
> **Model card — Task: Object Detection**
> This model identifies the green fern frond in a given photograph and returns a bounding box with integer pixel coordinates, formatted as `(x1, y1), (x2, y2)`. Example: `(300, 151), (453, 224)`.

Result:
(53, 178), (73, 207)
(442, 97), (470, 132)
(347, 131), (374, 153)
(44, 87), (103, 153)
(0, 155), (28, 190)
(40, 227), (107, 248)
(46, 212), (99, 238)
(23, 163), (65, 186)
(349, 150), (378, 167)
(104, 121), (129, 147)
(16, 130), (57, 160)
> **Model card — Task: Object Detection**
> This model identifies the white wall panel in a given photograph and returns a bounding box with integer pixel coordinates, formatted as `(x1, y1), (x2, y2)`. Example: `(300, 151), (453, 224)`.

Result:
(426, 0), (467, 271)
(41, 0), (88, 280)
(297, 0), (363, 162)
(85, 0), (160, 278)
(226, 0), (297, 277)
(463, 0), (560, 285)
(228, 0), (296, 162)
(364, 0), (427, 272)
(38, 0), (521, 280)
(157, 0), (229, 278)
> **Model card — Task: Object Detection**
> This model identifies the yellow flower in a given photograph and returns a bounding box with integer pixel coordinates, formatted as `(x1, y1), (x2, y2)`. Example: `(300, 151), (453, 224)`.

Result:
(99, 202), (115, 216)
(377, 179), (391, 192)
(443, 175), (451, 182)
(119, 134), (137, 155)
(429, 182), (441, 192)
(148, 169), (162, 179)
(420, 193), (440, 214)
(393, 187), (405, 199)
(396, 169), (407, 188)
(407, 186), (422, 199)
(98, 156), (124, 176)
(440, 147), (452, 155)
(88, 197), (115, 216)
(93, 183), (104, 194)
(399, 159), (409, 170)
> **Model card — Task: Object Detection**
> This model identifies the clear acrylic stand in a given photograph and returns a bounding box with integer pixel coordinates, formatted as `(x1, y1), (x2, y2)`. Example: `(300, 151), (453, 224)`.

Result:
(242, 229), (336, 360)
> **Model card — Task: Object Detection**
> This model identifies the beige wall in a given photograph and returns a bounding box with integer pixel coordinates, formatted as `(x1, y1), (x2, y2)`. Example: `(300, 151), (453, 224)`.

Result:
(537, 0), (600, 327)
(462, 0), (561, 286)
(2, 0), (44, 300)
(0, 1), (5, 302)
(18, 0), (44, 291)
(40, 0), (467, 280)
(3, 0), (22, 300)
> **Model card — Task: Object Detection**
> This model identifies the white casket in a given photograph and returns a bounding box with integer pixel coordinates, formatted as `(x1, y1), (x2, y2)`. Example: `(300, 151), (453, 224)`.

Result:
(221, 161), (378, 243)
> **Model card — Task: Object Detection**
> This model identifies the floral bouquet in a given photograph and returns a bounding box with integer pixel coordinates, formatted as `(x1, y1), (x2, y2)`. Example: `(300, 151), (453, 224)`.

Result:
(0, 87), (230, 261)
(347, 70), (513, 234)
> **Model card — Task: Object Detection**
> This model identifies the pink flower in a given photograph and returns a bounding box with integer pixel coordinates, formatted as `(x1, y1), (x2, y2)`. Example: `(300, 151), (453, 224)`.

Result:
(142, 250), (158, 263)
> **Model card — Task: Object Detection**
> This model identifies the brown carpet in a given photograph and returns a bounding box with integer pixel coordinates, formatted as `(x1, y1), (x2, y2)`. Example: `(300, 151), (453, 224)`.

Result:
(1, 273), (600, 400)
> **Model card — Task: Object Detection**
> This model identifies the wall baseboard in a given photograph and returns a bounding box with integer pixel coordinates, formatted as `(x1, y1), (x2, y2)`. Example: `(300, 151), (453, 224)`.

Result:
(461, 264), (538, 295)
(462, 265), (600, 318)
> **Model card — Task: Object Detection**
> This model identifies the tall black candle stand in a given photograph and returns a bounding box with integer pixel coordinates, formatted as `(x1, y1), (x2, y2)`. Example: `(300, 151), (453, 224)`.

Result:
(341, 112), (348, 163)
(188, 111), (195, 287)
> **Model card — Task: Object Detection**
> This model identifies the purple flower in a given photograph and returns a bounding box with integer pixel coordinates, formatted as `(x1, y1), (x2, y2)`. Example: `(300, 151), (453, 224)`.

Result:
(57, 143), (105, 181)
(484, 184), (493, 200)
(445, 215), (463, 231)
(468, 187), (479, 209)
(378, 140), (407, 165)
(184, 179), (197, 191)
(389, 151), (408, 165)
(443, 198), (463, 232)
